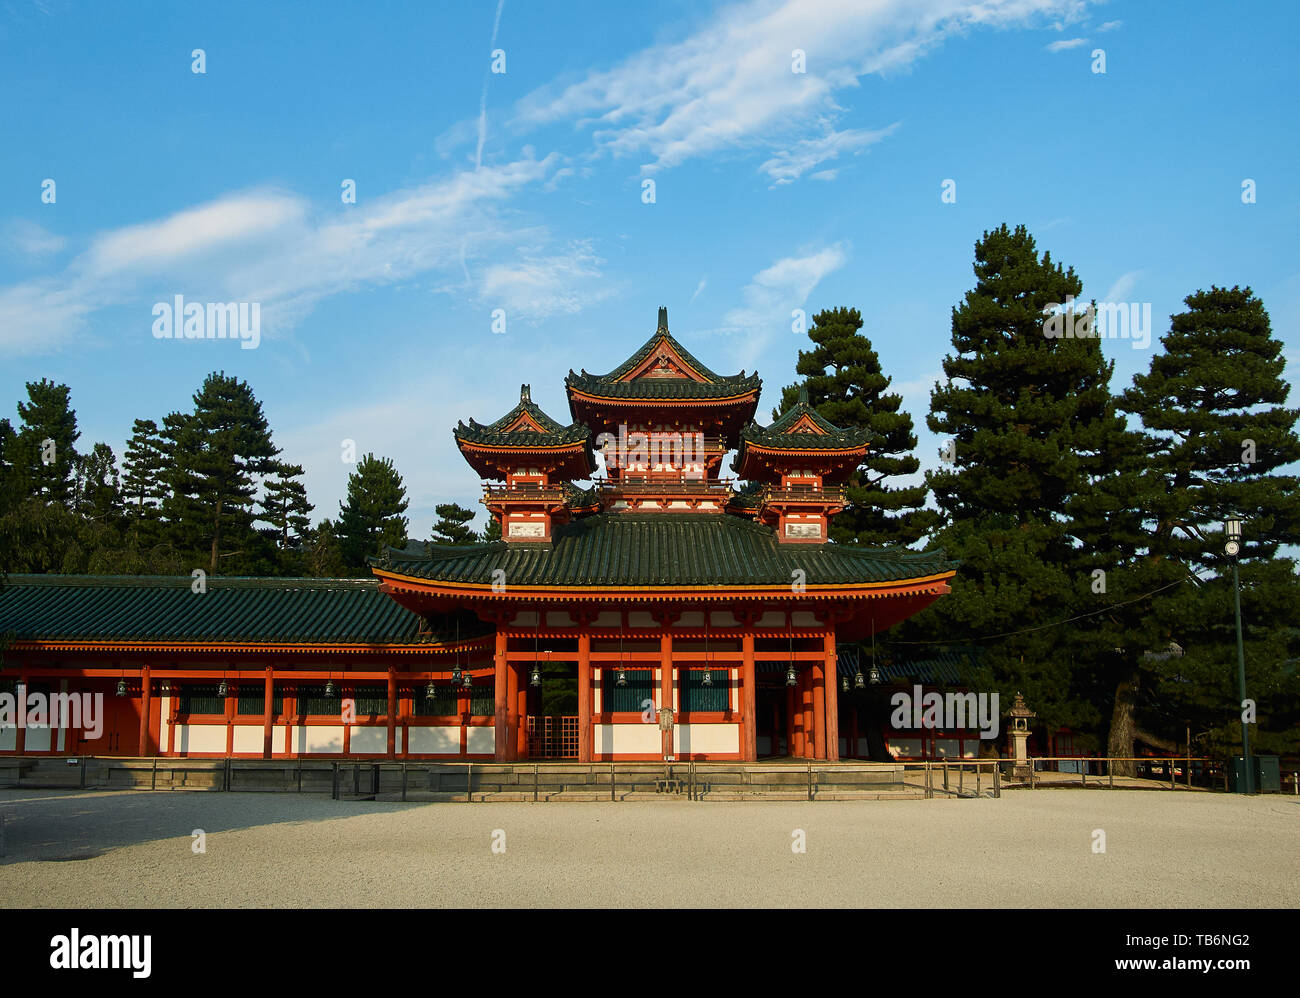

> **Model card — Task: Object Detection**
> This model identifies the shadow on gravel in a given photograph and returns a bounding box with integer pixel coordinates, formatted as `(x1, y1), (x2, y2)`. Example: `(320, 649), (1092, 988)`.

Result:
(0, 790), (409, 865)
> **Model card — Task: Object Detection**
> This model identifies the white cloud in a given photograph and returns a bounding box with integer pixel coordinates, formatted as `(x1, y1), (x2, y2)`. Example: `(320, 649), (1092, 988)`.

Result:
(0, 153), (606, 355)
(1102, 270), (1143, 303)
(690, 277), (707, 304)
(6, 219), (66, 259)
(511, 0), (1097, 176)
(479, 240), (613, 319)
(721, 243), (849, 368)
(1097, 19), (1121, 31)
(760, 123), (898, 186)
(1045, 37), (1089, 52)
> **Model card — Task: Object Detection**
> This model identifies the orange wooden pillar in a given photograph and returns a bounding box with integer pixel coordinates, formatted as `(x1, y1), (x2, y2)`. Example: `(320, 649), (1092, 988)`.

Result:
(506, 652), (519, 762)
(494, 629), (510, 761)
(823, 631), (840, 762)
(660, 625), (673, 759)
(264, 665), (276, 759)
(385, 666), (397, 759)
(138, 665), (152, 757)
(801, 669), (814, 759)
(515, 666), (528, 759)
(812, 659), (827, 760)
(741, 626), (757, 762)
(789, 677), (804, 757)
(578, 630), (592, 763)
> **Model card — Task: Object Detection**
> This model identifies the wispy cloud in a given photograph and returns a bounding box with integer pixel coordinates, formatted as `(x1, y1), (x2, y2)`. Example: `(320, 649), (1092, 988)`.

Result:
(721, 243), (849, 369)
(1097, 19), (1121, 32)
(1045, 37), (1089, 52)
(510, 0), (1097, 178)
(0, 153), (602, 355)
(5, 219), (66, 260)
(760, 123), (899, 186)
(1102, 269), (1143, 303)
(689, 277), (707, 304)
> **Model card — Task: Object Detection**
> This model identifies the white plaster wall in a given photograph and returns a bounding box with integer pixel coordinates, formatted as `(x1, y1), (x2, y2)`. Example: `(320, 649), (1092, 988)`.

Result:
(756, 611), (785, 628)
(675, 723), (739, 755)
(295, 725), (344, 754)
(349, 726), (388, 753)
(591, 611), (621, 628)
(791, 611), (818, 627)
(595, 723), (660, 756)
(406, 726), (460, 754)
(176, 724), (227, 754)
(545, 610), (573, 627)
(709, 610), (738, 627)
(274, 724), (291, 753)
(466, 727), (494, 754)
(0, 727), (16, 751)
(232, 726), (263, 754)
(24, 727), (51, 751)
(158, 694), (171, 755)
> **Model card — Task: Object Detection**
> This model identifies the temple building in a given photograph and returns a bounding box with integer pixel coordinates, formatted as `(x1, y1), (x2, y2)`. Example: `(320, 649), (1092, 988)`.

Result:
(0, 308), (955, 763)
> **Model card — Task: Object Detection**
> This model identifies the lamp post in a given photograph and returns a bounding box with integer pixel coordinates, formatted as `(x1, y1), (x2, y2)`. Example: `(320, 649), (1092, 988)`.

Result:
(1225, 517), (1253, 795)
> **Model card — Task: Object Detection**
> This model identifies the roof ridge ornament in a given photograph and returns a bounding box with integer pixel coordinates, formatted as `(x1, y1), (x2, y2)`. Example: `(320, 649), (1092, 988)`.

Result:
(657, 306), (668, 331)
(520, 384), (531, 402)
(798, 385), (809, 404)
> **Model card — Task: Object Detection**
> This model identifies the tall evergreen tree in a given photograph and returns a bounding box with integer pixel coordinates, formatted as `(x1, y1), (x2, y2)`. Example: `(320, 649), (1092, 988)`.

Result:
(14, 378), (79, 507)
(121, 418), (168, 520)
(161, 373), (281, 575)
(337, 454), (409, 571)
(259, 461), (314, 549)
(915, 224), (1123, 735)
(74, 442), (122, 523)
(775, 306), (935, 547)
(1115, 286), (1300, 758)
(430, 502), (479, 545)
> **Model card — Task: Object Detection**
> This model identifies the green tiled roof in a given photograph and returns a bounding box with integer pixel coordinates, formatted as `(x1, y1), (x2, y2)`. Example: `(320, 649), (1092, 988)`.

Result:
(456, 384), (592, 449)
(737, 398), (872, 452)
(566, 309), (761, 401)
(0, 575), (430, 645)
(374, 513), (954, 588)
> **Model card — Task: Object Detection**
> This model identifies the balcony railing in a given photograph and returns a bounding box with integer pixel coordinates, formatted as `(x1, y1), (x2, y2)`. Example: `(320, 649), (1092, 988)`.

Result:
(601, 476), (735, 496)
(483, 484), (568, 501)
(761, 485), (847, 504)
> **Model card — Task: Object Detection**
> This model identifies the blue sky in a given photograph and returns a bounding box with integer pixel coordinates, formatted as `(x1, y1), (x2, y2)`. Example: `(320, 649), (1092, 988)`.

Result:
(1, 0), (1296, 538)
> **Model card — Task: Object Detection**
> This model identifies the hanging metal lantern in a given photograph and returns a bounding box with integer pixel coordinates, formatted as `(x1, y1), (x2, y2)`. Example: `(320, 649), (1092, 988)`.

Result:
(868, 665), (882, 685)
(115, 678), (128, 697)
(841, 676), (849, 693)
(324, 679), (335, 698)
(217, 679), (228, 697)
(451, 662), (463, 684)
(854, 669), (866, 690)
(461, 670), (473, 690)
(785, 665), (798, 687)
(530, 665), (542, 688)
(616, 668), (628, 688)
(701, 669), (714, 687)
(425, 679), (437, 700)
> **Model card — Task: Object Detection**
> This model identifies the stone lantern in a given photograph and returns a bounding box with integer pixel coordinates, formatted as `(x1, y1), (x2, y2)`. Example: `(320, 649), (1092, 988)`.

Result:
(1007, 692), (1036, 782)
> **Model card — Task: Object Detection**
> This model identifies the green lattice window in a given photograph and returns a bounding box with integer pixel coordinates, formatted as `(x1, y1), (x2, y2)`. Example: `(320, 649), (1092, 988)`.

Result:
(236, 687), (284, 715)
(180, 685), (225, 715)
(469, 684), (494, 717)
(602, 668), (654, 713)
(412, 684), (459, 716)
(351, 686), (387, 715)
(681, 670), (729, 712)
(298, 685), (340, 716)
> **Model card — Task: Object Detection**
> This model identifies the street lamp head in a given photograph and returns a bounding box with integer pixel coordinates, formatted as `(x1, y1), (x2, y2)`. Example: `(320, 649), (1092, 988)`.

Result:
(1225, 517), (1242, 541)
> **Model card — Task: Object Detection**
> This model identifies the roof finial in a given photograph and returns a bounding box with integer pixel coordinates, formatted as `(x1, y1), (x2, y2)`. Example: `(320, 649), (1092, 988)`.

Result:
(520, 384), (531, 402)
(798, 385), (809, 404)
(657, 306), (668, 332)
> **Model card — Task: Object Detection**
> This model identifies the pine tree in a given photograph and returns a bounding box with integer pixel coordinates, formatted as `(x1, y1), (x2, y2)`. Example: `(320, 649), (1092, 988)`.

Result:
(161, 372), (281, 575)
(14, 378), (79, 507)
(775, 306), (936, 547)
(1116, 286), (1300, 758)
(915, 224), (1123, 735)
(430, 502), (479, 545)
(74, 443), (122, 523)
(483, 516), (502, 542)
(121, 419), (168, 520)
(337, 454), (409, 571)
(259, 462), (314, 549)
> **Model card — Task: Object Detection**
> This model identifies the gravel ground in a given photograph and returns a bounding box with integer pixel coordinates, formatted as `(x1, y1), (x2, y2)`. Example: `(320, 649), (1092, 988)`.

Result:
(0, 788), (1295, 907)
